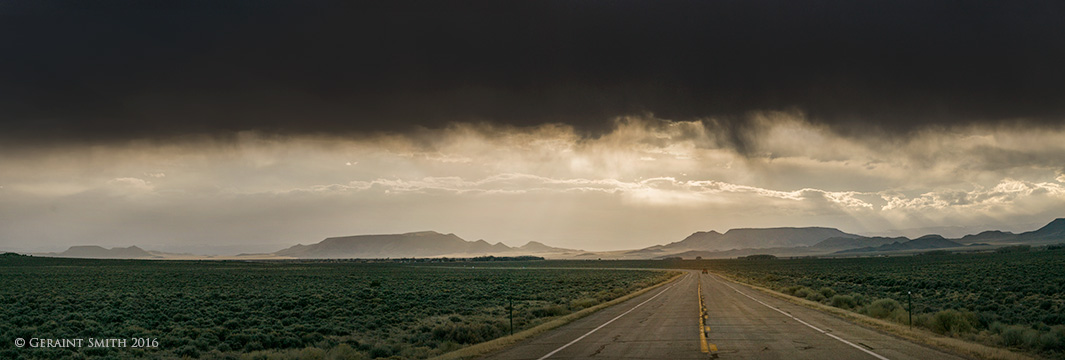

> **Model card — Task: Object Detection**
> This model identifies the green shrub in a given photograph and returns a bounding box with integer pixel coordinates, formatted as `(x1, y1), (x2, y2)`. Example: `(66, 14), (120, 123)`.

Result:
(819, 287), (836, 299)
(1048, 325), (1065, 351)
(1042, 313), (1065, 325)
(1022, 328), (1042, 349)
(849, 293), (866, 307)
(1001, 325), (1029, 347)
(325, 344), (364, 360)
(989, 321), (1006, 334)
(176, 345), (201, 358)
(865, 299), (901, 319)
(431, 322), (504, 345)
(570, 298), (598, 309)
(781, 285), (803, 296)
(930, 309), (975, 335)
(830, 295), (857, 309)
(530, 305), (569, 318)
(368, 345), (392, 358)
(793, 287), (815, 299)
(299, 348), (326, 360)
(244, 341), (264, 352)
(1036, 331), (1062, 351)
(436, 341), (461, 353)
(913, 313), (934, 328)
(807, 292), (826, 302)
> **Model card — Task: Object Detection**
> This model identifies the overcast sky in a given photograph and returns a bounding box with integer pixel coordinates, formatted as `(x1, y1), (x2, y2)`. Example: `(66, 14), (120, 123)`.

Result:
(2, 1), (1064, 253)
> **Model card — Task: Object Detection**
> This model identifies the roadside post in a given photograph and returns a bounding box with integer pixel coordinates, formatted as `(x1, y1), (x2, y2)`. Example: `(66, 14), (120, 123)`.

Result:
(908, 291), (912, 329)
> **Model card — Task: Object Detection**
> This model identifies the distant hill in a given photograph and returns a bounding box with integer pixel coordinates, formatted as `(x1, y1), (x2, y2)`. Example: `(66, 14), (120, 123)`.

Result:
(642, 219), (1065, 259)
(273, 231), (577, 258)
(656, 227), (859, 252)
(953, 218), (1065, 245)
(653, 247), (815, 260)
(1019, 218), (1065, 240)
(957, 230), (1017, 244)
(518, 241), (572, 253)
(836, 235), (964, 254)
(50, 245), (155, 259)
(652, 230), (722, 251)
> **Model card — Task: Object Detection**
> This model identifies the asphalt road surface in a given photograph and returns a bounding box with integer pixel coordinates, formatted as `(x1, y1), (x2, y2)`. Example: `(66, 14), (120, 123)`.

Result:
(482, 271), (966, 360)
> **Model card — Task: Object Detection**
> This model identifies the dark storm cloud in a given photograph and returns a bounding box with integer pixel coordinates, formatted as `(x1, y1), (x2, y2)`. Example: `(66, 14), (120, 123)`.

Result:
(2, 0), (1064, 144)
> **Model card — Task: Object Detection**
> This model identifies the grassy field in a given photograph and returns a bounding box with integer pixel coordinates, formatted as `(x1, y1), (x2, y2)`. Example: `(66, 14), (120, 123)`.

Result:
(0, 254), (675, 359)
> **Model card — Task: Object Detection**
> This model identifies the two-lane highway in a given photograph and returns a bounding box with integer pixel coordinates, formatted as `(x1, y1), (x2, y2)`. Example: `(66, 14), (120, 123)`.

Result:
(484, 273), (707, 360)
(482, 270), (965, 360)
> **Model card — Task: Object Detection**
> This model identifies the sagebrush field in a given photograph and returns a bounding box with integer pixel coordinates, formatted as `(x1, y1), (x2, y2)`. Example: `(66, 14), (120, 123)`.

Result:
(5, 248), (1064, 359)
(0, 255), (674, 359)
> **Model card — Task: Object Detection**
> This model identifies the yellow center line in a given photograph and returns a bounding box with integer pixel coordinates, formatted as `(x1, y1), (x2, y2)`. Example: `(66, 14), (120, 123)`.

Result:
(698, 276), (717, 355)
(699, 281), (708, 353)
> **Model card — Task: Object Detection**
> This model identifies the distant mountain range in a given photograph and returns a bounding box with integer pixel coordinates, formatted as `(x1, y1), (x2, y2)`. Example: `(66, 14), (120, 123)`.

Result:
(835, 235), (964, 254)
(29, 219), (1065, 260)
(954, 218), (1065, 245)
(46, 245), (157, 259)
(655, 227), (861, 252)
(650, 218), (1065, 259)
(272, 231), (579, 259)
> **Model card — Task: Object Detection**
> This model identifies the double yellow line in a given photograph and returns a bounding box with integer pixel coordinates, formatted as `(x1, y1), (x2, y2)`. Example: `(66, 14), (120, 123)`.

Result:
(698, 276), (718, 354)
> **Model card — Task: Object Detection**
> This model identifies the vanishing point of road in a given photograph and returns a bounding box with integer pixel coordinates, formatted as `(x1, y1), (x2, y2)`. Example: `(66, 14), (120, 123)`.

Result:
(482, 271), (965, 360)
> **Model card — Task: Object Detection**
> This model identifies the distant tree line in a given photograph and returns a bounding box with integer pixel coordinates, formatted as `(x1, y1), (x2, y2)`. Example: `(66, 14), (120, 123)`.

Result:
(739, 254), (778, 260)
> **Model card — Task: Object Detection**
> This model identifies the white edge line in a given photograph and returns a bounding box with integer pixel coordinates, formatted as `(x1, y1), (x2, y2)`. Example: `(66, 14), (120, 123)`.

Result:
(537, 273), (689, 360)
(710, 275), (891, 360)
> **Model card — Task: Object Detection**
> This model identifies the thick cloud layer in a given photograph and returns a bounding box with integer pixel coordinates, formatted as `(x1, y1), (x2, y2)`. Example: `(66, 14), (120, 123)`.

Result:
(2, 1), (1065, 145)
(2, 116), (1064, 252)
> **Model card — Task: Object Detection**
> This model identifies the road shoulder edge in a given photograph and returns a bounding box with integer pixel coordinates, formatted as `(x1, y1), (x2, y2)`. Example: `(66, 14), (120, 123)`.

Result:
(710, 272), (1035, 360)
(431, 271), (686, 360)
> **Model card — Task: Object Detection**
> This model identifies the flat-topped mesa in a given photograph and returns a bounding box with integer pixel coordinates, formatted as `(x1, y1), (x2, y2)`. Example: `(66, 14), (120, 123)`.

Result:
(659, 227), (858, 252)
(55, 245), (154, 259)
(273, 231), (578, 258)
